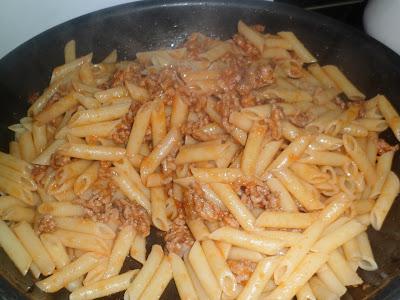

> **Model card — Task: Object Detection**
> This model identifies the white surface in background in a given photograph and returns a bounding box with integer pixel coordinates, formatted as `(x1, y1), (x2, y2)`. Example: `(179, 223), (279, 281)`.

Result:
(0, 0), (135, 58)
(364, 0), (400, 55)
(0, 0), (275, 59)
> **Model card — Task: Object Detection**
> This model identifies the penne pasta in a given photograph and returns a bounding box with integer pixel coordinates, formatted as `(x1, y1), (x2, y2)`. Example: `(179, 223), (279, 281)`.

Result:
(377, 94), (400, 141)
(59, 143), (126, 161)
(151, 187), (171, 231)
(278, 31), (317, 63)
(50, 53), (92, 84)
(311, 219), (367, 253)
(130, 234), (146, 264)
(170, 95), (189, 129)
(175, 140), (228, 165)
(317, 264), (346, 297)
(267, 135), (312, 171)
(2, 206), (35, 223)
(151, 99), (167, 147)
(138, 257), (173, 300)
(309, 276), (338, 300)
(112, 168), (151, 213)
(201, 239), (237, 297)
(191, 167), (243, 183)
(32, 139), (66, 165)
(19, 130), (37, 162)
(241, 122), (267, 176)
(36, 94), (78, 124)
(36, 252), (102, 293)
(272, 168), (323, 210)
(370, 150), (395, 199)
(64, 40), (76, 63)
(209, 227), (285, 255)
(228, 247), (264, 262)
(237, 257), (280, 300)
(140, 127), (181, 182)
(126, 102), (153, 156)
(371, 171), (400, 230)
(327, 249), (363, 286)
(238, 20), (265, 52)
(356, 231), (378, 271)
(265, 253), (328, 300)
(54, 217), (115, 239)
(1, 22), (400, 300)
(69, 102), (131, 127)
(54, 229), (111, 254)
(343, 134), (377, 186)
(188, 241), (221, 300)
(0, 220), (32, 275)
(125, 245), (164, 300)
(296, 283), (316, 300)
(308, 63), (337, 88)
(40, 233), (71, 269)
(210, 183), (256, 231)
(38, 202), (85, 217)
(103, 226), (136, 279)
(169, 253), (199, 300)
(13, 221), (55, 275)
(256, 211), (319, 229)
(74, 161), (99, 195)
(322, 65), (365, 100)
(70, 270), (138, 300)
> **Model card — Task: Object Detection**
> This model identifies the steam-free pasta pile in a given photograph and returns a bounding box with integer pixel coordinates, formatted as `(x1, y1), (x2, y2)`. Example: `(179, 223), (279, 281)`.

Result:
(0, 20), (399, 300)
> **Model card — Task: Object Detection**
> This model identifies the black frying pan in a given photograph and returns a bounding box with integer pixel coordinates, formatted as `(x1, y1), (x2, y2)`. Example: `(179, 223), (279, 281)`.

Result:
(0, 1), (400, 299)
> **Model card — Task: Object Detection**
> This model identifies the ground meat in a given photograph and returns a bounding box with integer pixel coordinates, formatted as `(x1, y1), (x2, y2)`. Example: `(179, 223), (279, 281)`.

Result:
(85, 135), (99, 145)
(36, 215), (56, 234)
(288, 111), (312, 128)
(217, 95), (242, 122)
(236, 62), (275, 97)
(334, 96), (347, 110)
(233, 179), (279, 210)
(240, 93), (257, 107)
(31, 165), (49, 185)
(377, 138), (399, 155)
(114, 199), (151, 236)
(99, 161), (113, 179)
(221, 212), (240, 228)
(111, 62), (142, 88)
(182, 183), (224, 221)
(75, 162), (115, 221)
(164, 207), (194, 257)
(183, 32), (212, 59)
(75, 161), (150, 235)
(111, 102), (140, 145)
(182, 112), (211, 136)
(227, 259), (257, 285)
(233, 34), (260, 58)
(266, 106), (284, 140)
(50, 153), (71, 170)
(78, 186), (114, 222)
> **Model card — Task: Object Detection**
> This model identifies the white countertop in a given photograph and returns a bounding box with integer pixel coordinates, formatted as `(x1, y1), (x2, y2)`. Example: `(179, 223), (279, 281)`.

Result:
(0, 0), (136, 58)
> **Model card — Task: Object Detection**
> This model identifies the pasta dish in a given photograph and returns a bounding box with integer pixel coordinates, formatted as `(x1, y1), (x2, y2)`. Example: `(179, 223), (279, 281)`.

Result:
(0, 20), (399, 300)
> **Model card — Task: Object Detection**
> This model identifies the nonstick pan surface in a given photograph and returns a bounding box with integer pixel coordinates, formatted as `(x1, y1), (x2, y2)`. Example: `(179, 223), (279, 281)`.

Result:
(0, 1), (400, 299)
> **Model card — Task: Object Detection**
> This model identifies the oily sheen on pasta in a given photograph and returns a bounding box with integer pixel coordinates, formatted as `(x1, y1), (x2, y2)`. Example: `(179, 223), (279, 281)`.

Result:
(0, 20), (399, 300)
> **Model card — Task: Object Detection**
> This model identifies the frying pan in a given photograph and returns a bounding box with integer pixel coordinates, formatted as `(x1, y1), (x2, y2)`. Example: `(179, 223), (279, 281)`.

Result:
(0, 0), (400, 299)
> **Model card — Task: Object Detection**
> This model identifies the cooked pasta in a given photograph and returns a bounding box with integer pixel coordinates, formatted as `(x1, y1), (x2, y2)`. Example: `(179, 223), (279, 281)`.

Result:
(0, 20), (398, 300)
